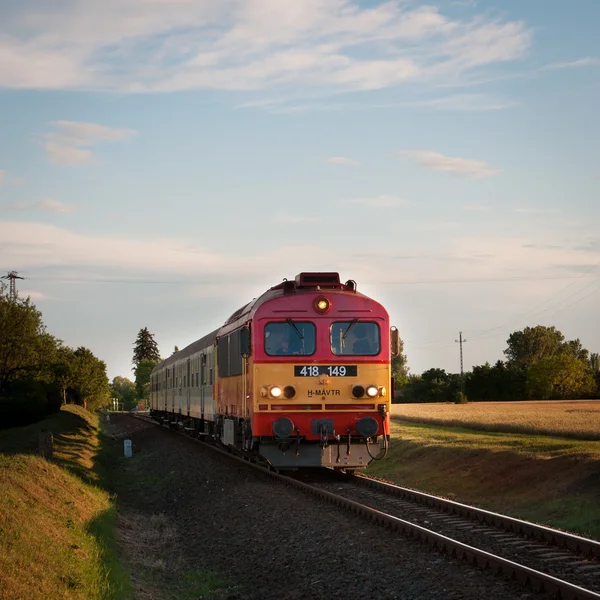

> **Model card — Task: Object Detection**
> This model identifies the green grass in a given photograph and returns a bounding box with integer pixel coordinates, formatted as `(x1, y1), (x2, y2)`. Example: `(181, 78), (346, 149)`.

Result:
(367, 419), (600, 540)
(0, 406), (131, 600)
(174, 567), (241, 600)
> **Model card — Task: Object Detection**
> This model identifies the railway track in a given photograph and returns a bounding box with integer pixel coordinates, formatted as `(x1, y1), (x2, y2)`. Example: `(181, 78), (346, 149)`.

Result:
(289, 469), (600, 599)
(135, 414), (600, 600)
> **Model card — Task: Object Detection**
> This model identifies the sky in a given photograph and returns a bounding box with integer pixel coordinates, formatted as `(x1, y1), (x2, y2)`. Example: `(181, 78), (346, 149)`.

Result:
(1, 0), (599, 382)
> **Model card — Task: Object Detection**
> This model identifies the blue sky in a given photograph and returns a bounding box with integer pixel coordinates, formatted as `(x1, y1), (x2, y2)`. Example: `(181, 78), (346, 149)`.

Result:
(1, 0), (599, 381)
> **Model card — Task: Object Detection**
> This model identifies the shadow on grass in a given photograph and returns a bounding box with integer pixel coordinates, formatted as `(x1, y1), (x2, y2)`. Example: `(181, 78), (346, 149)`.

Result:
(0, 408), (94, 455)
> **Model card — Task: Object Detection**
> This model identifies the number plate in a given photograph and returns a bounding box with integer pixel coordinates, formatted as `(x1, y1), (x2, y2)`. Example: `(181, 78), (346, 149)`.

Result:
(294, 365), (357, 377)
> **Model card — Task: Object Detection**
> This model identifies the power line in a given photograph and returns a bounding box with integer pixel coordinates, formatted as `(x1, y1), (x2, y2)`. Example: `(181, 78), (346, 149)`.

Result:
(540, 279), (600, 321)
(2, 272), (597, 286)
(467, 260), (600, 341)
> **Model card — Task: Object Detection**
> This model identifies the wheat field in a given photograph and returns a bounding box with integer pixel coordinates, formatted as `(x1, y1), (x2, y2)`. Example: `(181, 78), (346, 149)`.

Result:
(391, 400), (600, 440)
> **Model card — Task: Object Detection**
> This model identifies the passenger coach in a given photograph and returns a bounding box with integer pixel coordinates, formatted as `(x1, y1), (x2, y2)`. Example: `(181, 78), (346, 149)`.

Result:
(150, 272), (400, 470)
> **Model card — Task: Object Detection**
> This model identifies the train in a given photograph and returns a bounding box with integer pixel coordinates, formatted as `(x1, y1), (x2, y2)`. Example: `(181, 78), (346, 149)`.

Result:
(149, 271), (400, 470)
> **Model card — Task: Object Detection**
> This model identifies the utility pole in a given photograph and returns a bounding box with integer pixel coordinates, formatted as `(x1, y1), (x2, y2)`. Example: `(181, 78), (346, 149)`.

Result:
(1, 271), (24, 301)
(455, 331), (467, 393)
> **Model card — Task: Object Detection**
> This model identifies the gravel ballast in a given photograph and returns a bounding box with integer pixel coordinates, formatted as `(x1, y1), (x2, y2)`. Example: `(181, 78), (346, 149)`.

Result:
(109, 415), (547, 600)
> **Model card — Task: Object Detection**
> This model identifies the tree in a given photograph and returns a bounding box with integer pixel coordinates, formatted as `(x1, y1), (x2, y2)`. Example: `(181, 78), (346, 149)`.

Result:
(526, 355), (595, 400)
(504, 326), (566, 369)
(135, 358), (159, 404)
(132, 327), (161, 366)
(52, 346), (77, 405)
(0, 284), (59, 392)
(466, 360), (526, 401)
(70, 347), (111, 410)
(400, 368), (458, 403)
(110, 376), (137, 410)
(563, 339), (589, 363)
(588, 352), (600, 373)
(391, 336), (409, 389)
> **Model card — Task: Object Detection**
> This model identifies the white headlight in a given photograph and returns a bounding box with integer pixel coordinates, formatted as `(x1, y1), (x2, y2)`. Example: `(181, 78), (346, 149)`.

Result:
(366, 385), (379, 398)
(270, 386), (282, 398)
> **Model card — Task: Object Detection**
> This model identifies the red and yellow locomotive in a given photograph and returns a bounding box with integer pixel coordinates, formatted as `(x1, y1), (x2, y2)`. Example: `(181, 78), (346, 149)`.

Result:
(150, 272), (400, 470)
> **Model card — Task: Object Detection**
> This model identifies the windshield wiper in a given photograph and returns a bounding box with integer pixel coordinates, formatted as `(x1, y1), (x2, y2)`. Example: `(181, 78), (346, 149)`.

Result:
(342, 318), (359, 340)
(286, 318), (304, 340)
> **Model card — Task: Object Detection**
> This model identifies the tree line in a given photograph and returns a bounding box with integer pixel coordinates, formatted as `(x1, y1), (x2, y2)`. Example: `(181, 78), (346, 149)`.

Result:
(0, 283), (111, 428)
(393, 325), (600, 403)
(0, 281), (164, 427)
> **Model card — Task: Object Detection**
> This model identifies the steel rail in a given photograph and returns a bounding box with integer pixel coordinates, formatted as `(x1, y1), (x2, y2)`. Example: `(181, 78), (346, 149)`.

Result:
(353, 473), (600, 559)
(133, 415), (600, 600)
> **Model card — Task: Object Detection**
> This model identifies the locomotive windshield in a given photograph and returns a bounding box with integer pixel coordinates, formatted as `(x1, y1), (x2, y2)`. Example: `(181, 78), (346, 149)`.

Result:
(265, 321), (316, 356)
(331, 321), (380, 356)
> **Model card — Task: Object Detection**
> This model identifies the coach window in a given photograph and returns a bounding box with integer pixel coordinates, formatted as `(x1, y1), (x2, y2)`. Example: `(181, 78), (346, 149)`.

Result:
(331, 321), (380, 356)
(265, 321), (316, 356)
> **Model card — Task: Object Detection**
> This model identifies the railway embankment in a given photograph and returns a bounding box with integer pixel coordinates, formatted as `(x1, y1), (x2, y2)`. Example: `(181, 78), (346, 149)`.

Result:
(0, 405), (129, 600)
(369, 403), (600, 541)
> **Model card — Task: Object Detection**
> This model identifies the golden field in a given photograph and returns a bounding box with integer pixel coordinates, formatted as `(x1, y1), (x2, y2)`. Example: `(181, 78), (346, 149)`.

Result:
(391, 399), (600, 440)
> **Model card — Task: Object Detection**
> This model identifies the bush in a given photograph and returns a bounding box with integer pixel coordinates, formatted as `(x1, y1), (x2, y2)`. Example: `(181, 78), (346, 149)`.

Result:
(453, 391), (468, 404)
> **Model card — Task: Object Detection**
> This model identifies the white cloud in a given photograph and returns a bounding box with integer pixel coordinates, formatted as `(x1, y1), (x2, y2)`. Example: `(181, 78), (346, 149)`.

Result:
(395, 93), (517, 111)
(273, 215), (320, 224)
(514, 208), (561, 214)
(462, 204), (490, 212)
(541, 57), (600, 71)
(347, 195), (405, 208)
(0, 221), (330, 279)
(18, 290), (48, 301)
(400, 150), (502, 178)
(38, 199), (77, 214)
(235, 97), (286, 109)
(0, 1), (530, 94)
(326, 156), (359, 166)
(10, 198), (77, 214)
(42, 121), (138, 166)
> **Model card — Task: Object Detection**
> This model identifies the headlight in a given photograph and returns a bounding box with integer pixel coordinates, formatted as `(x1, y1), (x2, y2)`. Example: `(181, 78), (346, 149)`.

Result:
(366, 385), (379, 398)
(270, 386), (282, 398)
(313, 296), (332, 314)
(283, 385), (296, 399)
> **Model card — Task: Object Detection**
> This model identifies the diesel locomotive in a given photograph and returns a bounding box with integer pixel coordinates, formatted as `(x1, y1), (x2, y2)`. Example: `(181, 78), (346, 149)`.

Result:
(149, 272), (400, 470)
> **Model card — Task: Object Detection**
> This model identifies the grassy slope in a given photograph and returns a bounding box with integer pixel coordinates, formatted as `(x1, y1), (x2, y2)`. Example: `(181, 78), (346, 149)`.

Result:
(367, 417), (600, 540)
(0, 406), (130, 600)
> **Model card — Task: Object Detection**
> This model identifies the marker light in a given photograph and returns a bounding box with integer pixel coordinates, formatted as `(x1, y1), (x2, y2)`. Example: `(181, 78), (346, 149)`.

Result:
(313, 296), (331, 314)
(270, 386), (282, 398)
(352, 385), (365, 398)
(366, 385), (379, 398)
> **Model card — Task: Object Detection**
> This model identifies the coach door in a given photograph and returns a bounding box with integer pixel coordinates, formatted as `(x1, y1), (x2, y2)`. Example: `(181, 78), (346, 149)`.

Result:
(178, 364), (183, 414)
(200, 354), (206, 419)
(186, 359), (191, 416)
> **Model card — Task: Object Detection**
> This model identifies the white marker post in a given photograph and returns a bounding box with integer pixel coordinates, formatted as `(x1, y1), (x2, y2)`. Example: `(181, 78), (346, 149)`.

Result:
(124, 439), (132, 458)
